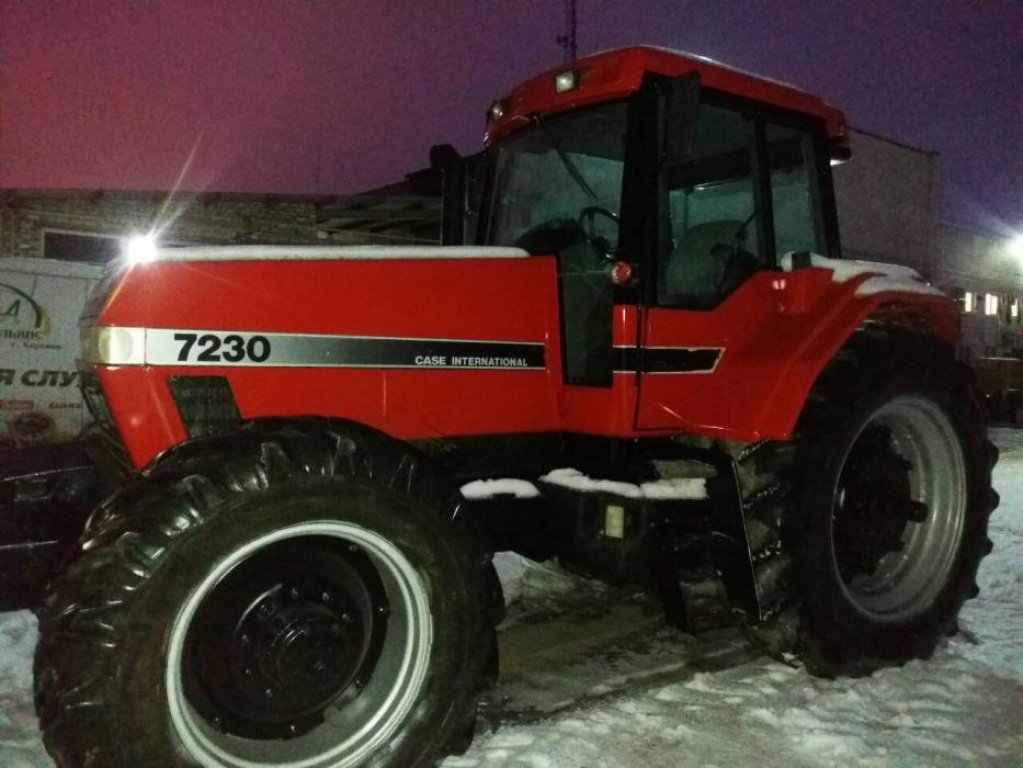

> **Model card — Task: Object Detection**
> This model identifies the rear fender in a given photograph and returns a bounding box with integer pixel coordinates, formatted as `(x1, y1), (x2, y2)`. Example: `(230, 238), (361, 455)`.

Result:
(754, 289), (960, 440)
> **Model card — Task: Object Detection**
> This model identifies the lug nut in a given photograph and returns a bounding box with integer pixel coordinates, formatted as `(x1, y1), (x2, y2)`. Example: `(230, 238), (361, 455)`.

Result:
(289, 587), (300, 600)
(264, 688), (274, 699)
(321, 591), (332, 603)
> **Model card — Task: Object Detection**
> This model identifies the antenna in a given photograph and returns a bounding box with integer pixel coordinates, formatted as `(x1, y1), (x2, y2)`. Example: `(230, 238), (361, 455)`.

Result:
(556, 0), (577, 64)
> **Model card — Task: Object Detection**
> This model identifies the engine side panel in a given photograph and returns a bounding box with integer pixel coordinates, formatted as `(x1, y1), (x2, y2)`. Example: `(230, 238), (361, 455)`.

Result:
(92, 257), (567, 467)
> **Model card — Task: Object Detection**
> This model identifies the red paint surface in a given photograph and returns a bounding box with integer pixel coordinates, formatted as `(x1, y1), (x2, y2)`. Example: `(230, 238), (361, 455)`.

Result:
(636, 270), (959, 440)
(93, 255), (959, 468)
(97, 256), (565, 465)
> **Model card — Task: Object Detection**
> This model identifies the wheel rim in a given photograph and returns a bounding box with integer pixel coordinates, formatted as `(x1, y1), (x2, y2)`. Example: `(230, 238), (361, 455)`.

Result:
(830, 396), (966, 622)
(166, 521), (432, 768)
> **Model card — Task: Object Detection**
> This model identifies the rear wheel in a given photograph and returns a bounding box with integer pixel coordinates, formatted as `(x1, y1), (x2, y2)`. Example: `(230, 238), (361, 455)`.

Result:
(743, 330), (996, 674)
(35, 421), (495, 767)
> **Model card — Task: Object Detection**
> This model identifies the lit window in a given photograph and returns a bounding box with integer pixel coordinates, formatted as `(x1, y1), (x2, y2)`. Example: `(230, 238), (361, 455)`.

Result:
(963, 292), (976, 313)
(1012, 298), (1020, 322)
(984, 294), (999, 316)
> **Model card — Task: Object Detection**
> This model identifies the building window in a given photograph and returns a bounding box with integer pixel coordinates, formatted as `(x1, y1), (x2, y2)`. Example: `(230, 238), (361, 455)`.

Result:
(984, 293), (999, 316)
(1011, 298), (1020, 323)
(44, 232), (121, 263)
(963, 291), (976, 313)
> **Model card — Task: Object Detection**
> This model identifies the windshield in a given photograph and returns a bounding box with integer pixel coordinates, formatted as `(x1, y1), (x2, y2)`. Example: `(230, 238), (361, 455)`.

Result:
(484, 102), (628, 250)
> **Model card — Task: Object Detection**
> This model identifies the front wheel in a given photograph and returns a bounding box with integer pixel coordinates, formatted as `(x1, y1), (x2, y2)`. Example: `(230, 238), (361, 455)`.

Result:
(167, 514), (437, 766)
(35, 424), (493, 767)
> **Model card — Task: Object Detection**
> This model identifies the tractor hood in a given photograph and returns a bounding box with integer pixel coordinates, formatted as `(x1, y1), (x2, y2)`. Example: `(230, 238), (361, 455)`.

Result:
(76, 244), (560, 467)
(81, 245), (529, 322)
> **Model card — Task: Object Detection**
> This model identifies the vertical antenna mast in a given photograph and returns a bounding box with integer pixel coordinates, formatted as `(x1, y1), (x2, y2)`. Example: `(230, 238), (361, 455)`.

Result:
(556, 0), (577, 64)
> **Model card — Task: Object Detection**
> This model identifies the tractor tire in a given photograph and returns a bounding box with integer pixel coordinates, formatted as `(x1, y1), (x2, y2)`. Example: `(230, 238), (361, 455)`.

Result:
(739, 329), (997, 676)
(34, 420), (496, 768)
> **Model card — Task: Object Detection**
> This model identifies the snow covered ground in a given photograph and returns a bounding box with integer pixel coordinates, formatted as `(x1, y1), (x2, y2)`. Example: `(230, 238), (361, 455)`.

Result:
(1, 430), (1020, 767)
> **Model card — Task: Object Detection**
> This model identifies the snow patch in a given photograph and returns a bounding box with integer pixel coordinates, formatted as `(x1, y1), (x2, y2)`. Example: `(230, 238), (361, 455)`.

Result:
(589, 45), (811, 97)
(491, 551), (601, 605)
(854, 276), (945, 298)
(540, 468), (707, 500)
(640, 477), (708, 500)
(779, 251), (945, 297)
(460, 479), (541, 500)
(150, 245), (529, 263)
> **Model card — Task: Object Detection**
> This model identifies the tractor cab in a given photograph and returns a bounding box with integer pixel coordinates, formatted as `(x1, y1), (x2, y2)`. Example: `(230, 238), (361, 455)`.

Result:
(478, 47), (847, 431)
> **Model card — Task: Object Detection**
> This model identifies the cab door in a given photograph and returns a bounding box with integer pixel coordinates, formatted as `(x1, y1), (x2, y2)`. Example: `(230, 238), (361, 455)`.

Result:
(635, 92), (836, 438)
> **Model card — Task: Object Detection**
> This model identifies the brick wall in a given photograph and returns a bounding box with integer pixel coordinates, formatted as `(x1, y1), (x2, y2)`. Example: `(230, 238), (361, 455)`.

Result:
(0, 190), (386, 260)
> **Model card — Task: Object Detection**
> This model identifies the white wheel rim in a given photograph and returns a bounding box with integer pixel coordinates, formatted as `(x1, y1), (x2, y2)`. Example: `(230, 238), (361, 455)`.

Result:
(831, 396), (967, 622)
(165, 521), (432, 768)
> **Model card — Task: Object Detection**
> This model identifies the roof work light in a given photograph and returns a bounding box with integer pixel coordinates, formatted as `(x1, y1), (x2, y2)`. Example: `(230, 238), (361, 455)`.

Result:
(554, 69), (580, 93)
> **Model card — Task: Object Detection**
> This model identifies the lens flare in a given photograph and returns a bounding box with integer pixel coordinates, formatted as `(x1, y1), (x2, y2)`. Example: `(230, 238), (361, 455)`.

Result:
(124, 233), (158, 264)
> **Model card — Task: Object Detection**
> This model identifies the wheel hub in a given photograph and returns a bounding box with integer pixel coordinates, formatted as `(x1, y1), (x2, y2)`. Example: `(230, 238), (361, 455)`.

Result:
(833, 427), (919, 578)
(183, 541), (388, 739)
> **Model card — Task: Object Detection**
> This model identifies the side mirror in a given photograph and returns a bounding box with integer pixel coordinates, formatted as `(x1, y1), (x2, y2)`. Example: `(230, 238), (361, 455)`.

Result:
(429, 144), (466, 245)
(663, 71), (700, 165)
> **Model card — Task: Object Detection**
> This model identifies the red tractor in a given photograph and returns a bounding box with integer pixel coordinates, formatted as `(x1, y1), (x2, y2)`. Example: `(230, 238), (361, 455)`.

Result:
(4, 47), (997, 767)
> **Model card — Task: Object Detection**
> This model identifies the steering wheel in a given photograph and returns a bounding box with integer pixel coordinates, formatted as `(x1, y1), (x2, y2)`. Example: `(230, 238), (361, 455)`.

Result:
(578, 205), (619, 238)
(578, 206), (620, 260)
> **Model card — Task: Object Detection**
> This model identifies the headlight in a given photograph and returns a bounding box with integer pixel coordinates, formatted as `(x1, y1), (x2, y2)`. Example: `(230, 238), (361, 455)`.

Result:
(80, 326), (146, 366)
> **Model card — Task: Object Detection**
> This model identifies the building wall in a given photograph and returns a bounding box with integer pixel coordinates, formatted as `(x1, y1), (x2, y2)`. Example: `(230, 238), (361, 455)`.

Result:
(939, 225), (1023, 360)
(832, 129), (939, 274)
(833, 130), (1021, 360)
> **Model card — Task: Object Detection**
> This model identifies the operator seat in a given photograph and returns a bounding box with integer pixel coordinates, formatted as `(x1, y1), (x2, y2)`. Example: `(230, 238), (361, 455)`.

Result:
(662, 220), (757, 308)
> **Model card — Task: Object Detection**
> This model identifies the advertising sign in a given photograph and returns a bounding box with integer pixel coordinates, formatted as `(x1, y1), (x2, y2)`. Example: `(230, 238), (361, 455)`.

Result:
(0, 257), (102, 450)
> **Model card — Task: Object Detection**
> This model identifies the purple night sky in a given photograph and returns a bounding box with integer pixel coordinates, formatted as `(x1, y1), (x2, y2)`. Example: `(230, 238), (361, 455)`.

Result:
(1, 1), (1019, 235)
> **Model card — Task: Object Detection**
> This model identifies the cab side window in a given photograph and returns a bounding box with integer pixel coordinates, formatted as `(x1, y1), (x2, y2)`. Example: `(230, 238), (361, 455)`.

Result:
(658, 97), (830, 310)
(660, 104), (760, 309)
(766, 123), (825, 257)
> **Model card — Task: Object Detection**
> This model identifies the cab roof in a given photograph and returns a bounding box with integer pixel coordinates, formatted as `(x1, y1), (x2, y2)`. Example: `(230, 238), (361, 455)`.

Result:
(485, 46), (847, 144)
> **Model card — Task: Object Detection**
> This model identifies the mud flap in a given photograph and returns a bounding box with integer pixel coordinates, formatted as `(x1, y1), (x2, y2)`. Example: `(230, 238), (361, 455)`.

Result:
(654, 449), (763, 629)
(706, 458), (762, 621)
